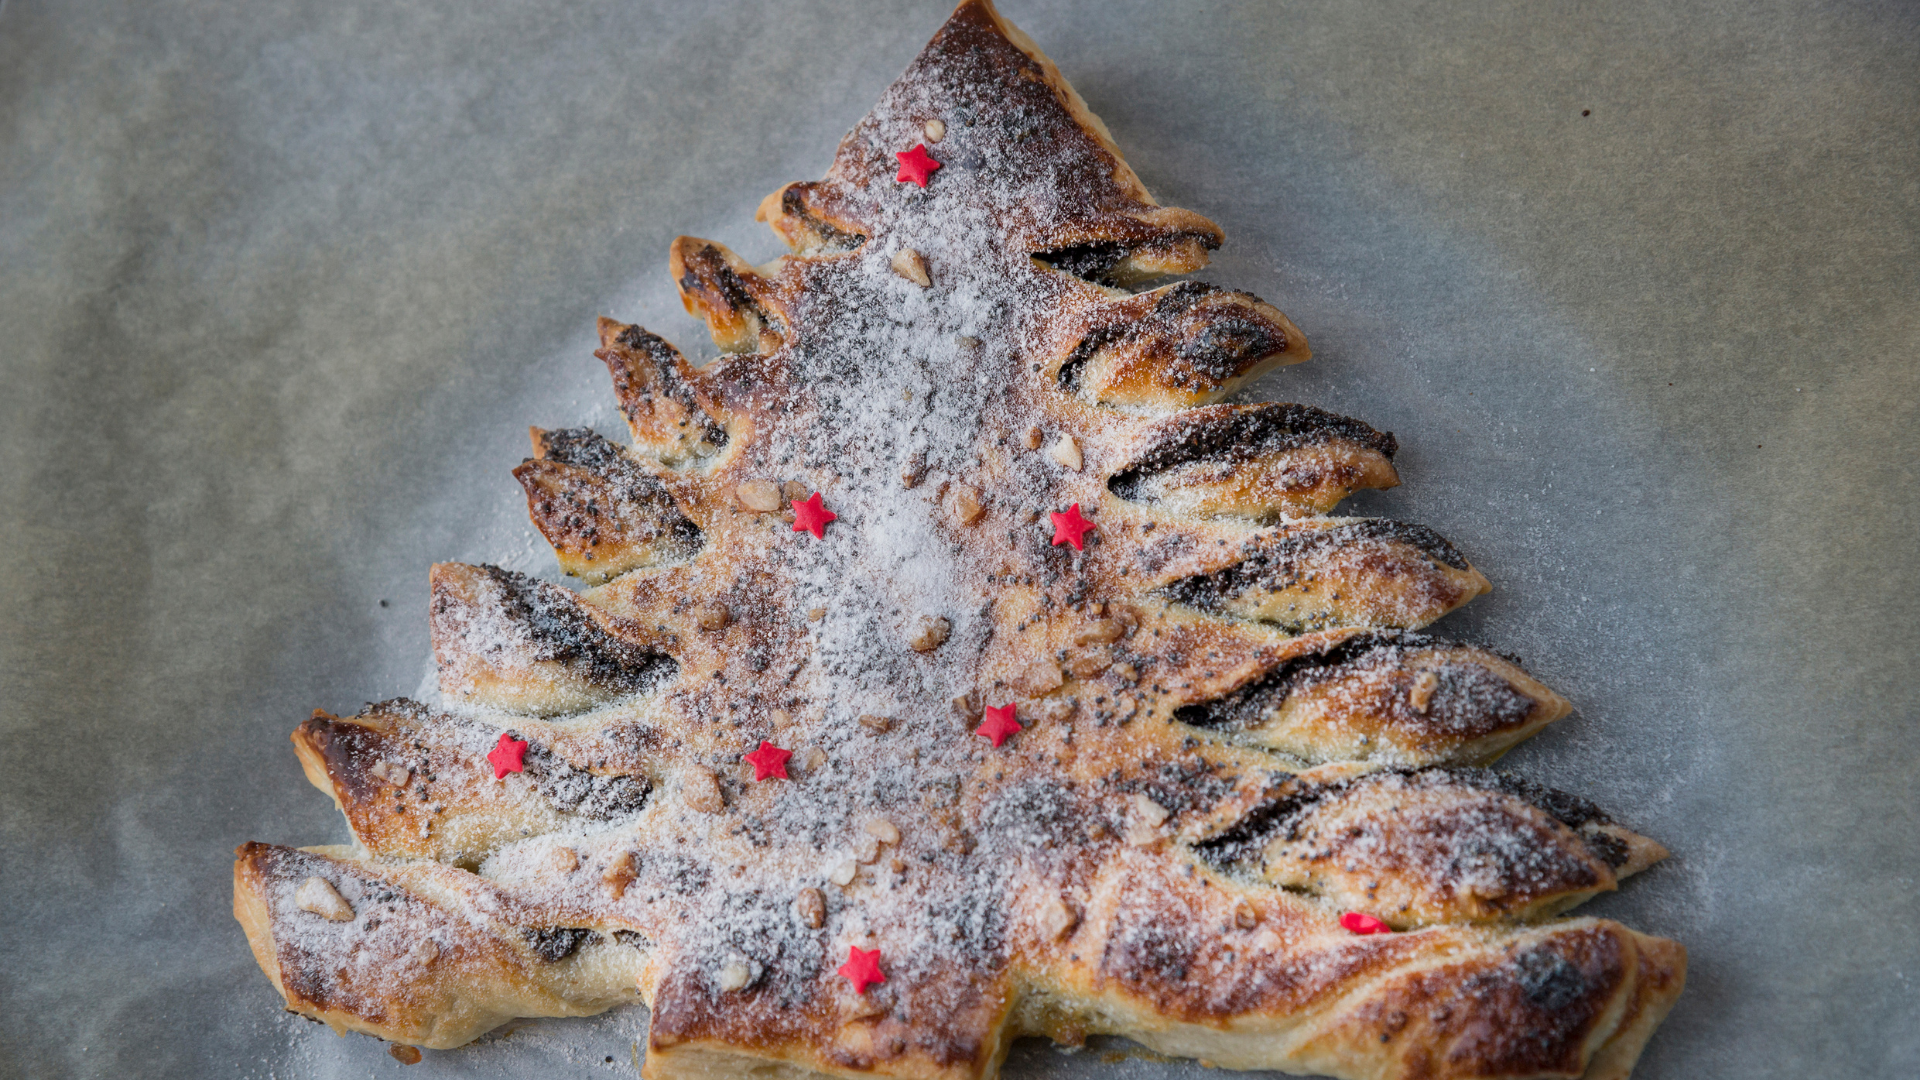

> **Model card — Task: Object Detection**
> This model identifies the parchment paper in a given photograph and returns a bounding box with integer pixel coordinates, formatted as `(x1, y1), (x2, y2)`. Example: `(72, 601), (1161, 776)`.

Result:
(3, 0), (1916, 1076)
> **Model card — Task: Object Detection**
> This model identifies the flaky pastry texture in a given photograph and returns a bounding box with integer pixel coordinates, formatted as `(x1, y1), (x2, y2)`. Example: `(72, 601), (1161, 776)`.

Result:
(235, 3), (1684, 1077)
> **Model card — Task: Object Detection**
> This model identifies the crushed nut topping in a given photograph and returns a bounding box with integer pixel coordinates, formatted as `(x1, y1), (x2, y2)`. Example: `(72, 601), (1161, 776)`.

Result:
(1126, 794), (1171, 846)
(1023, 425), (1043, 450)
(295, 876), (355, 922)
(694, 603), (732, 631)
(734, 479), (782, 513)
(1131, 792), (1172, 827)
(602, 851), (636, 899)
(951, 692), (982, 723)
(548, 847), (580, 874)
(1410, 669), (1441, 713)
(682, 768), (725, 814)
(908, 616), (950, 653)
(891, 248), (932, 288)
(923, 118), (946, 142)
(864, 819), (901, 845)
(948, 484), (985, 525)
(1048, 433), (1083, 471)
(858, 714), (895, 734)
(717, 956), (753, 992)
(899, 451), (927, 488)
(1234, 900), (1261, 930)
(1012, 661), (1064, 696)
(796, 887), (826, 928)
(828, 861), (857, 887)
(1067, 646), (1113, 679)
(1073, 619), (1124, 645)
(1039, 895), (1080, 940)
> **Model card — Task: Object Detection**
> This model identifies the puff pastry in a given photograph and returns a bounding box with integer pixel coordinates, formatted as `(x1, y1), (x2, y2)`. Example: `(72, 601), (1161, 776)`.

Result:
(236, 2), (1683, 1077)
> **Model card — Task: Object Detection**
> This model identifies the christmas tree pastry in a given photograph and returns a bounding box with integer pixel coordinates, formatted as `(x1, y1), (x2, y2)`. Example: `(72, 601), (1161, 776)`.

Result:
(235, 3), (1685, 1077)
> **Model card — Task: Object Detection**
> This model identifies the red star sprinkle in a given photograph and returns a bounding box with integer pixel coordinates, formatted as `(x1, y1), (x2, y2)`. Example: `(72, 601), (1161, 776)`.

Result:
(791, 492), (837, 539)
(487, 732), (528, 780)
(975, 703), (1022, 748)
(1341, 911), (1393, 936)
(743, 741), (793, 781)
(894, 144), (942, 187)
(1049, 503), (1096, 550)
(838, 945), (885, 994)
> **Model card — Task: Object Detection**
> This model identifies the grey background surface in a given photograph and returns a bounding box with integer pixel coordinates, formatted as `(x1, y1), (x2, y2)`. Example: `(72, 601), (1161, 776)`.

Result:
(2, 0), (1915, 1076)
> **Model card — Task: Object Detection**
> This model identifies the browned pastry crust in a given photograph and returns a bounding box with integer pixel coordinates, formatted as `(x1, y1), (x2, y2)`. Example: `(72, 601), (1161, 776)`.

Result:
(235, 2), (1683, 1077)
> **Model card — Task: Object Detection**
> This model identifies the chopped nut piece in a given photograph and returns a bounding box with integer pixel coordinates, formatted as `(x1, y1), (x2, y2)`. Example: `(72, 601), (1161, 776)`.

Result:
(1111, 662), (1139, 683)
(389, 1044), (423, 1065)
(735, 479), (782, 513)
(1131, 792), (1172, 828)
(369, 758), (410, 786)
(947, 831), (976, 855)
(1085, 819), (1111, 841)
(808, 606), (827, 622)
(409, 938), (440, 967)
(858, 714), (895, 734)
(1234, 901), (1261, 930)
(1012, 661), (1064, 696)
(682, 768), (725, 814)
(796, 887), (826, 928)
(1410, 669), (1441, 713)
(1023, 425), (1043, 450)
(295, 876), (355, 922)
(1073, 619), (1124, 645)
(891, 248), (932, 288)
(900, 452), (927, 488)
(842, 991), (886, 1020)
(802, 746), (829, 773)
(908, 616), (951, 653)
(1039, 895), (1080, 940)
(854, 834), (881, 864)
(1067, 646), (1113, 679)
(1126, 794), (1171, 845)
(828, 861), (858, 887)
(923, 118), (946, 142)
(864, 819), (901, 845)
(602, 851), (636, 899)
(717, 957), (752, 992)
(951, 692), (982, 723)
(768, 708), (792, 728)
(1251, 928), (1283, 955)
(888, 857), (908, 874)
(548, 847), (580, 874)
(1049, 433), (1083, 471)
(694, 603), (732, 631)
(948, 484), (985, 525)
(780, 480), (809, 520)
